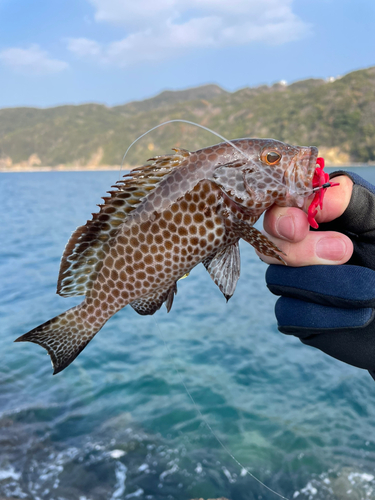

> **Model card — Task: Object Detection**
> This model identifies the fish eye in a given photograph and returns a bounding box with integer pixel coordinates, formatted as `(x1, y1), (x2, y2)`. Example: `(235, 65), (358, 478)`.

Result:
(264, 151), (282, 165)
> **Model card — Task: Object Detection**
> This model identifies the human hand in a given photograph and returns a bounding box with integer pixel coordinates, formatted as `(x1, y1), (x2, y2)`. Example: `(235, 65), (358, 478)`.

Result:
(256, 174), (354, 265)
(262, 172), (375, 379)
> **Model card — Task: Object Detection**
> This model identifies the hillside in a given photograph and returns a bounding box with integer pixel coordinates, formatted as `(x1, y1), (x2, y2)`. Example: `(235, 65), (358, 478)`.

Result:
(1, 66), (375, 169)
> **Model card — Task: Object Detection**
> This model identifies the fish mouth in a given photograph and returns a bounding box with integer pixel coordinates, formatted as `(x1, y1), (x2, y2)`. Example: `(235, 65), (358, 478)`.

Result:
(296, 146), (319, 185)
(283, 146), (319, 207)
(306, 146), (319, 184)
(293, 146), (318, 198)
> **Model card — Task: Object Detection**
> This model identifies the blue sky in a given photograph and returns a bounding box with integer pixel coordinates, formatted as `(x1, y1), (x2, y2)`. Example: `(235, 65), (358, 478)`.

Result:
(0, 0), (374, 108)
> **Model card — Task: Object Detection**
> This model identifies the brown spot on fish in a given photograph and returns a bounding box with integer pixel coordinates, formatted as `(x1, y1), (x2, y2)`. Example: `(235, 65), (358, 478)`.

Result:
(165, 241), (173, 251)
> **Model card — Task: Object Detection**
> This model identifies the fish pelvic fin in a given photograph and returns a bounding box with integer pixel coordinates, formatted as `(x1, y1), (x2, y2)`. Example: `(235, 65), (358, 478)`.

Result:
(202, 241), (241, 301)
(15, 305), (102, 375)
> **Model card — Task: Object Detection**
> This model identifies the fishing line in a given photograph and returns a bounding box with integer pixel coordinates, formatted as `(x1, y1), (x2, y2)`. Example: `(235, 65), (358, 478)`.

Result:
(118, 119), (317, 199)
(119, 119), (254, 176)
(154, 317), (290, 500)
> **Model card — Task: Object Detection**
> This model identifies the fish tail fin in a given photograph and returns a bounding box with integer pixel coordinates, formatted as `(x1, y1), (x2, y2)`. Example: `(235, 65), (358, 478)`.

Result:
(15, 304), (104, 375)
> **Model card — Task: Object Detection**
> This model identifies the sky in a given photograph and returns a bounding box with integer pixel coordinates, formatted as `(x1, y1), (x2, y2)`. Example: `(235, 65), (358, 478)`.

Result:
(0, 0), (374, 108)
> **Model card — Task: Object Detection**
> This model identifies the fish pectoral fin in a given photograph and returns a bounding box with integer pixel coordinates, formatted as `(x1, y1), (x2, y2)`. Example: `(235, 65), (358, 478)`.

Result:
(130, 282), (178, 316)
(233, 222), (286, 264)
(212, 160), (256, 202)
(202, 241), (241, 301)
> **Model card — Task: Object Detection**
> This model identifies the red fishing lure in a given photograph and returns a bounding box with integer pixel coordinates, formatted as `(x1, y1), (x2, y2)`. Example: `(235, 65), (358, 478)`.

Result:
(307, 157), (339, 229)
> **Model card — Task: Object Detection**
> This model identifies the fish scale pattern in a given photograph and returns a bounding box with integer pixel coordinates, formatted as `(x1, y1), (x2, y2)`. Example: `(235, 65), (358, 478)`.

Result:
(85, 179), (236, 318)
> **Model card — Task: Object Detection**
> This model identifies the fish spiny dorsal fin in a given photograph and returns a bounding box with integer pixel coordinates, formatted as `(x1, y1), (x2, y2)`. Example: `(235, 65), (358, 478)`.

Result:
(57, 149), (190, 297)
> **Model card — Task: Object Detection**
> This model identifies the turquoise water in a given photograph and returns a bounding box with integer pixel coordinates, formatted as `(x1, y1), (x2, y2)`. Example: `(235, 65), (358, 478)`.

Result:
(2, 168), (375, 500)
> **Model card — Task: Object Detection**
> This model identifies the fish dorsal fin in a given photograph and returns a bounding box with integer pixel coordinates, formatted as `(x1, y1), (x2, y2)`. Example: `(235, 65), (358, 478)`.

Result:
(57, 149), (190, 297)
(130, 282), (177, 315)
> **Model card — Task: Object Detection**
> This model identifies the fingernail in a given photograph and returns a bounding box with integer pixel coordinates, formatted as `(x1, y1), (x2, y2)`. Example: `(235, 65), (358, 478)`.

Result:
(316, 237), (347, 261)
(276, 215), (295, 240)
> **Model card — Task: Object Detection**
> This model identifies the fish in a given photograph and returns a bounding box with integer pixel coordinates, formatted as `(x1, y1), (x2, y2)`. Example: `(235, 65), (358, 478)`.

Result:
(15, 138), (318, 374)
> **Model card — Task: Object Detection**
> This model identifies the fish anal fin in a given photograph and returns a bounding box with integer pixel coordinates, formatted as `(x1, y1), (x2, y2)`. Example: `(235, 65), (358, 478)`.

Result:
(233, 222), (286, 264)
(130, 283), (178, 316)
(14, 305), (103, 374)
(202, 241), (241, 300)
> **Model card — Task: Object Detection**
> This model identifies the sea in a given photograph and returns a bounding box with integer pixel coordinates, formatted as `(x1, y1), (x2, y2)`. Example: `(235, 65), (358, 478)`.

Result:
(2, 167), (375, 500)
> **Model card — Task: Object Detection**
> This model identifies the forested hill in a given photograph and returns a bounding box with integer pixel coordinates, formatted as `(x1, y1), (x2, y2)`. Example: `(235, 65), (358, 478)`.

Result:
(1, 65), (375, 169)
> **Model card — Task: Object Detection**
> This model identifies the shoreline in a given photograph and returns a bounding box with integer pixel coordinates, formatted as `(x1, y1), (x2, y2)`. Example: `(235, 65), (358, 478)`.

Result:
(0, 164), (132, 173)
(1, 163), (374, 173)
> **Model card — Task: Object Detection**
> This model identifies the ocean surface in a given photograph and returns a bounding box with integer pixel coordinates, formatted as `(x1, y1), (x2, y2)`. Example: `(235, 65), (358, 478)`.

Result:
(2, 167), (375, 500)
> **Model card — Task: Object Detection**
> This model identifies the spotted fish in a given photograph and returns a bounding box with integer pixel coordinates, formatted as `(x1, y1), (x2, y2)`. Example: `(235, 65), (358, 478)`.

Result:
(16, 139), (318, 374)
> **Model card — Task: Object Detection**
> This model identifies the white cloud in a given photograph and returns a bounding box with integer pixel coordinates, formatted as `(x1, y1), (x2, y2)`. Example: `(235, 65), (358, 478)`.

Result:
(67, 38), (102, 58)
(88, 0), (178, 26)
(0, 45), (68, 75)
(69, 0), (311, 66)
(88, 0), (307, 28)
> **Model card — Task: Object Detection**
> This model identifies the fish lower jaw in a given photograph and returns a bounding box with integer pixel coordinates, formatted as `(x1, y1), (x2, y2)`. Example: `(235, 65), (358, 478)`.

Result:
(294, 195), (306, 208)
(277, 192), (306, 209)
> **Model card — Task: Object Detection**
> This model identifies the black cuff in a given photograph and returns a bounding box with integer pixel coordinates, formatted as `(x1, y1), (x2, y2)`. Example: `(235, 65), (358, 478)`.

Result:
(318, 172), (375, 270)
